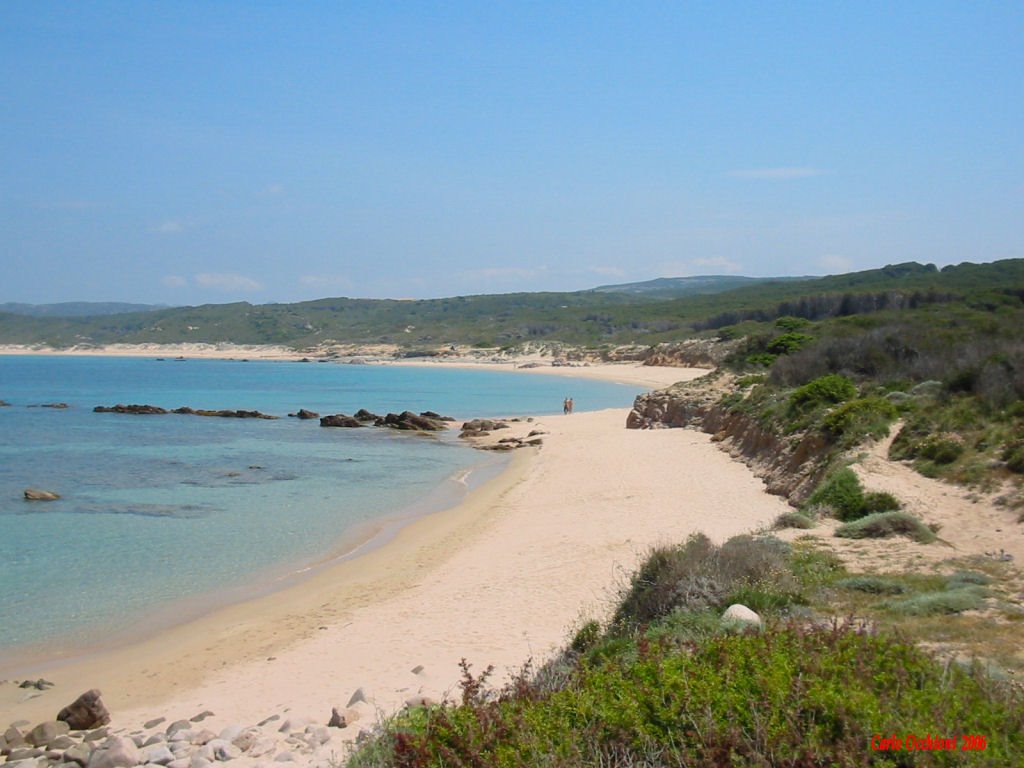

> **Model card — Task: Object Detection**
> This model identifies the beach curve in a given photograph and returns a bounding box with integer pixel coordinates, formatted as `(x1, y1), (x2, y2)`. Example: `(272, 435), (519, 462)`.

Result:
(0, 361), (791, 749)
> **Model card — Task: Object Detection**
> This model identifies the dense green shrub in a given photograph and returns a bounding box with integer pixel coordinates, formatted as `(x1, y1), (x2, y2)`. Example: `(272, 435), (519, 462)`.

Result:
(351, 626), (1024, 767)
(774, 315), (810, 332)
(822, 396), (898, 440)
(918, 435), (965, 464)
(862, 490), (901, 513)
(789, 373), (857, 411)
(835, 511), (937, 543)
(1002, 440), (1024, 473)
(745, 352), (777, 367)
(767, 331), (814, 355)
(805, 467), (865, 521)
(611, 533), (791, 631)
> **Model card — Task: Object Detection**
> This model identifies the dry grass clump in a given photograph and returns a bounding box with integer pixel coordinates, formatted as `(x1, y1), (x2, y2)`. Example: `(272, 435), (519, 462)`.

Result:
(834, 511), (937, 544)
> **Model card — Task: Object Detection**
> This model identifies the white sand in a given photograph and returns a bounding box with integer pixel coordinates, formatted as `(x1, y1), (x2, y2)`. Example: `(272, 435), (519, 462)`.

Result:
(0, 359), (791, 738)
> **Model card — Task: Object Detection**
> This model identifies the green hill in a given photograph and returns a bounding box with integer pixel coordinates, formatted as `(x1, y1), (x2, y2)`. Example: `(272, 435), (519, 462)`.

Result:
(1, 259), (1022, 350)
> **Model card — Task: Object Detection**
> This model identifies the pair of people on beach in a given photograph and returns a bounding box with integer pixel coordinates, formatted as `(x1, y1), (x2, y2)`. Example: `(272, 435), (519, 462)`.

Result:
(563, 397), (574, 415)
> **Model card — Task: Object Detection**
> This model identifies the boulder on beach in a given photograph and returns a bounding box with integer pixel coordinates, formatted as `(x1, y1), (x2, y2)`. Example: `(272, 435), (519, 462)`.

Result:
(85, 735), (139, 768)
(460, 418), (510, 435)
(27, 720), (70, 748)
(57, 689), (111, 730)
(320, 414), (364, 428)
(24, 488), (61, 501)
(721, 603), (762, 628)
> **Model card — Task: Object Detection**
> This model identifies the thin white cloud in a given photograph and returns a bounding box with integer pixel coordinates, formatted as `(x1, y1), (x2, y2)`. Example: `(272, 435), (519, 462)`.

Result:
(152, 220), (186, 235)
(259, 183), (285, 197)
(299, 274), (352, 290)
(819, 254), (853, 272)
(195, 272), (263, 292)
(459, 266), (548, 281)
(161, 275), (187, 288)
(728, 167), (824, 180)
(689, 256), (742, 274)
(588, 265), (627, 278)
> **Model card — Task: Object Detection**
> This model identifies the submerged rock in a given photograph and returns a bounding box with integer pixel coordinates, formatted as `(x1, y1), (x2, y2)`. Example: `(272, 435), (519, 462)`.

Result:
(320, 414), (364, 428)
(288, 409), (319, 419)
(24, 488), (61, 501)
(94, 404), (168, 415)
(171, 408), (277, 419)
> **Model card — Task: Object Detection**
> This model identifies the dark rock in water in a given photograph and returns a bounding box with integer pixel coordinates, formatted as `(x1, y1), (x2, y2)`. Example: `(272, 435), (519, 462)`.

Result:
(24, 488), (61, 501)
(41, 403), (70, 409)
(381, 411), (448, 431)
(172, 407), (278, 419)
(419, 410), (455, 422)
(0, 399), (10, 407)
(94, 404), (168, 415)
(320, 414), (364, 428)
(353, 408), (381, 422)
(288, 408), (320, 419)
(56, 689), (110, 730)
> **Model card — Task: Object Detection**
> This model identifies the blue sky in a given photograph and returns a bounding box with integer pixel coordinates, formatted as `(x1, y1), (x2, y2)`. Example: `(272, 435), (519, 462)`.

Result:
(2, 2), (1021, 305)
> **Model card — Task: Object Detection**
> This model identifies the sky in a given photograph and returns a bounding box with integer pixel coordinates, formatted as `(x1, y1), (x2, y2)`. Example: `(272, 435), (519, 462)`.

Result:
(2, 2), (1022, 305)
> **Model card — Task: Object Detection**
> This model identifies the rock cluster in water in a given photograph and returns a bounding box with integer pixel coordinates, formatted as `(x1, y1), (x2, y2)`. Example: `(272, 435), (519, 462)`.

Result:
(318, 410), (454, 432)
(93, 406), (277, 420)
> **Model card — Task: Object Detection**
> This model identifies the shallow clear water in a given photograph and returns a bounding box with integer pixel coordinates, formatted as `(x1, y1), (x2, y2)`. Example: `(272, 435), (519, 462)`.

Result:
(0, 356), (639, 658)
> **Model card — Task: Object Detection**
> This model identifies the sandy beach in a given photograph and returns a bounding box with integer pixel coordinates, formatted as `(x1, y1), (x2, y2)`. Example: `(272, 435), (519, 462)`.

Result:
(0, 356), (791, 752)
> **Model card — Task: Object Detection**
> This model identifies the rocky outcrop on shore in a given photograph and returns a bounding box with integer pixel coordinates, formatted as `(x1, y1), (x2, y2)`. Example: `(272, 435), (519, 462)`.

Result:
(0, 689), (380, 768)
(93, 406), (277, 420)
(627, 374), (828, 503)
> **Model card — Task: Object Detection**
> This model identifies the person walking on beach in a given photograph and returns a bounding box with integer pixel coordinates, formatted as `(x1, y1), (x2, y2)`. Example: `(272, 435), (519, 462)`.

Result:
(567, 397), (574, 414)
(563, 397), (570, 415)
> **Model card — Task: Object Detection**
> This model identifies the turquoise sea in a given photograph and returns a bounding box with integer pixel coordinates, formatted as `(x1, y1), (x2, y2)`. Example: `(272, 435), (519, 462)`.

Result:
(0, 356), (640, 666)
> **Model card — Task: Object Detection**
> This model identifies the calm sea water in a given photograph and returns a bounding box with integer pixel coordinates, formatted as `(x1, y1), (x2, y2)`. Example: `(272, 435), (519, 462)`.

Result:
(0, 356), (639, 662)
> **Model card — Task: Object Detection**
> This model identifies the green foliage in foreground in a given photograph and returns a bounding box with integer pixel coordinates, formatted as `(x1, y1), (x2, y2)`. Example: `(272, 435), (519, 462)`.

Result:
(349, 627), (1023, 767)
(347, 535), (1023, 766)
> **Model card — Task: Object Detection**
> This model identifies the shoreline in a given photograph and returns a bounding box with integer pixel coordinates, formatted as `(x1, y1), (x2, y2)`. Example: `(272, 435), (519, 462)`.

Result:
(0, 358), (786, 748)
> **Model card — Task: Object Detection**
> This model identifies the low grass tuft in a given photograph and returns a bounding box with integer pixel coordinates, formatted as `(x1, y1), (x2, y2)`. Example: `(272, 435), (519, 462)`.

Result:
(834, 511), (937, 543)
(835, 575), (909, 595)
(773, 511), (816, 529)
(884, 586), (987, 616)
